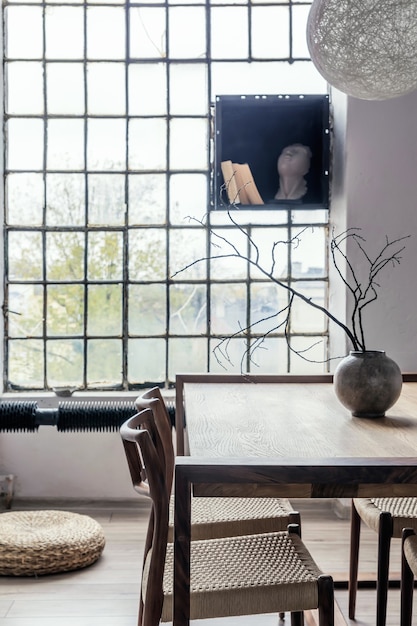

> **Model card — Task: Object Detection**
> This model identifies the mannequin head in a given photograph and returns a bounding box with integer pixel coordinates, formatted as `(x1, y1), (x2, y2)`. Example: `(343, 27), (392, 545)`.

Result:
(277, 144), (312, 178)
(275, 144), (312, 200)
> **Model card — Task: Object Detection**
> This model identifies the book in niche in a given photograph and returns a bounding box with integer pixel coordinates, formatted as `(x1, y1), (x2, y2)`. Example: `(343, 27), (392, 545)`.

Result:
(220, 160), (264, 205)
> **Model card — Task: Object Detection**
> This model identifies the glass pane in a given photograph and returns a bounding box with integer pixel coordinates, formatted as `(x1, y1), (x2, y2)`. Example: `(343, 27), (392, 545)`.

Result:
(252, 7), (290, 58)
(209, 227), (249, 280)
(211, 60), (327, 97)
(209, 337), (249, 372)
(248, 337), (289, 372)
(291, 226), (326, 277)
(87, 285), (123, 335)
(8, 232), (43, 280)
(6, 7), (43, 58)
(249, 227), (289, 279)
(45, 6), (84, 59)
(8, 340), (44, 388)
(169, 7), (206, 59)
(87, 7), (126, 60)
(87, 62), (126, 115)
(292, 5), (312, 58)
(129, 229), (166, 281)
(169, 174), (208, 225)
(88, 232), (123, 280)
(129, 284), (167, 335)
(211, 283), (247, 334)
(87, 339), (123, 386)
(211, 8), (248, 59)
(169, 64), (208, 115)
(250, 282), (289, 335)
(292, 209), (329, 225)
(47, 339), (84, 387)
(129, 8), (166, 59)
(128, 174), (167, 225)
(47, 119), (85, 170)
(168, 337), (207, 380)
(128, 338), (166, 383)
(170, 229), (207, 280)
(47, 63), (85, 115)
(7, 174), (44, 226)
(88, 174), (126, 225)
(8, 285), (44, 338)
(46, 232), (85, 281)
(7, 119), (44, 170)
(169, 284), (206, 335)
(6, 62), (43, 115)
(170, 118), (208, 170)
(129, 119), (167, 170)
(211, 0), (248, 6)
(46, 174), (85, 226)
(128, 63), (167, 115)
(87, 119), (126, 171)
(291, 281), (327, 332)
(47, 285), (84, 335)
(289, 336), (328, 372)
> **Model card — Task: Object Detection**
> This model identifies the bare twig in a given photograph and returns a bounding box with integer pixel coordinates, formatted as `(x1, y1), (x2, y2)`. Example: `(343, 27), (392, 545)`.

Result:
(173, 212), (410, 367)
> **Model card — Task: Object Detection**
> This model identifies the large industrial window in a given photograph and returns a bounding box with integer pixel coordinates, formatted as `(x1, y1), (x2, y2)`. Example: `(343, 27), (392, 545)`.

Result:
(3, 0), (329, 392)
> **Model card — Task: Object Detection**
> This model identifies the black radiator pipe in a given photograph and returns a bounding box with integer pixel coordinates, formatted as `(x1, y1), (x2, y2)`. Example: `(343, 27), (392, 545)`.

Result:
(0, 399), (176, 432)
(0, 400), (136, 432)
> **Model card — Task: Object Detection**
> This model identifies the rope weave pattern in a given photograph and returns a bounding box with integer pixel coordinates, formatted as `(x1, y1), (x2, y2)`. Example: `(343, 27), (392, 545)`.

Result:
(189, 497), (293, 523)
(0, 510), (105, 576)
(354, 497), (417, 537)
(371, 498), (417, 518)
(163, 531), (321, 592)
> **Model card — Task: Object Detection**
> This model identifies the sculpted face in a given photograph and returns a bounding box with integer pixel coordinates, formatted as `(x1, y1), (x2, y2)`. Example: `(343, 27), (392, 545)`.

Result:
(277, 144), (312, 177)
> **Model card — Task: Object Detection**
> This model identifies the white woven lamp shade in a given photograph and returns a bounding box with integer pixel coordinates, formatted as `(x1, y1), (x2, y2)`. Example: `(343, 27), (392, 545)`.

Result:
(306, 0), (417, 100)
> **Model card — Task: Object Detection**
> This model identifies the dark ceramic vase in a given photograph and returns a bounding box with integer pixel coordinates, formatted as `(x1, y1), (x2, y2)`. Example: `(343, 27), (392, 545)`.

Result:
(333, 350), (402, 418)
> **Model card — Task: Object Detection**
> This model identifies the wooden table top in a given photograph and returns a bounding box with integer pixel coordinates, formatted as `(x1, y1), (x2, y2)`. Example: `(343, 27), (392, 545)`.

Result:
(183, 380), (417, 460)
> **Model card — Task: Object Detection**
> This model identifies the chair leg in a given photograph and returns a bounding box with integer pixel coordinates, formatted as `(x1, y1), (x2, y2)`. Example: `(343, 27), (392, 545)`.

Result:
(289, 511), (302, 537)
(401, 528), (415, 626)
(290, 611), (304, 626)
(348, 499), (361, 619)
(317, 574), (334, 626)
(376, 511), (393, 626)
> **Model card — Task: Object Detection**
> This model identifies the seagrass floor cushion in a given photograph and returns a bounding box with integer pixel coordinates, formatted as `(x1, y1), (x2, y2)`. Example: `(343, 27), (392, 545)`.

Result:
(0, 510), (106, 576)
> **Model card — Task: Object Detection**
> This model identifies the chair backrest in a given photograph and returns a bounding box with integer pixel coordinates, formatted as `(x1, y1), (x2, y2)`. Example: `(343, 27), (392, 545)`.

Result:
(135, 388), (175, 494)
(121, 398), (168, 497)
(120, 409), (169, 626)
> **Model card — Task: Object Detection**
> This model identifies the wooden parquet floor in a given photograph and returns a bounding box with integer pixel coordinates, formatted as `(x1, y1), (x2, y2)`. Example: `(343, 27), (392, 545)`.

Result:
(0, 498), (414, 625)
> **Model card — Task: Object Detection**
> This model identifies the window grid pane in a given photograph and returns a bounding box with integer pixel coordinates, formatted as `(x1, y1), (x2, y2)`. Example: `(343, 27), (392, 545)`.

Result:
(3, 0), (329, 391)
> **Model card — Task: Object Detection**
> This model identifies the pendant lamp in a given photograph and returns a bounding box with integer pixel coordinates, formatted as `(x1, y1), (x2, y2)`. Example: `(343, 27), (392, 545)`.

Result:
(306, 0), (417, 100)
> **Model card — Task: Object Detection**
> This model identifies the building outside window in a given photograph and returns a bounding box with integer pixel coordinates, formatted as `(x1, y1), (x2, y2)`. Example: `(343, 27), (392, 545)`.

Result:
(3, 0), (329, 392)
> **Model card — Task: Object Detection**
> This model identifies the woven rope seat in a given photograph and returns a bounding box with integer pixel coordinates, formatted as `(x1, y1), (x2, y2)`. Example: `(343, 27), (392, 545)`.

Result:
(354, 497), (417, 536)
(153, 529), (324, 620)
(0, 510), (106, 576)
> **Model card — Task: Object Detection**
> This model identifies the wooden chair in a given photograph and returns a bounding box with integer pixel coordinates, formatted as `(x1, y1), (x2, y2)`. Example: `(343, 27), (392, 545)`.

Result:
(120, 408), (335, 626)
(401, 527), (417, 626)
(349, 497), (417, 626)
(133, 387), (302, 541)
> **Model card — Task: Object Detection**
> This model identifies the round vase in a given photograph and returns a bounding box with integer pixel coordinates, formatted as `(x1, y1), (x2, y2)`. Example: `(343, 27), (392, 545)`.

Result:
(333, 350), (402, 418)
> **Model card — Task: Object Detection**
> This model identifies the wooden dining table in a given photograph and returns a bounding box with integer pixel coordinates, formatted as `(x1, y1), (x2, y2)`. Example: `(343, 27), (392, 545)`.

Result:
(173, 373), (417, 626)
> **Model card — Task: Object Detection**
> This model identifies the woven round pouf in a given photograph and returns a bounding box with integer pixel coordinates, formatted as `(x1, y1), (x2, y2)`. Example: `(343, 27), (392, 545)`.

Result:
(0, 510), (106, 576)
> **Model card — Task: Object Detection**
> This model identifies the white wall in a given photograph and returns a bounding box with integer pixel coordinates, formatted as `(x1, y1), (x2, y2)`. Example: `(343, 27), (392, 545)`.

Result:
(0, 428), (135, 500)
(335, 89), (417, 369)
(2, 88), (417, 500)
